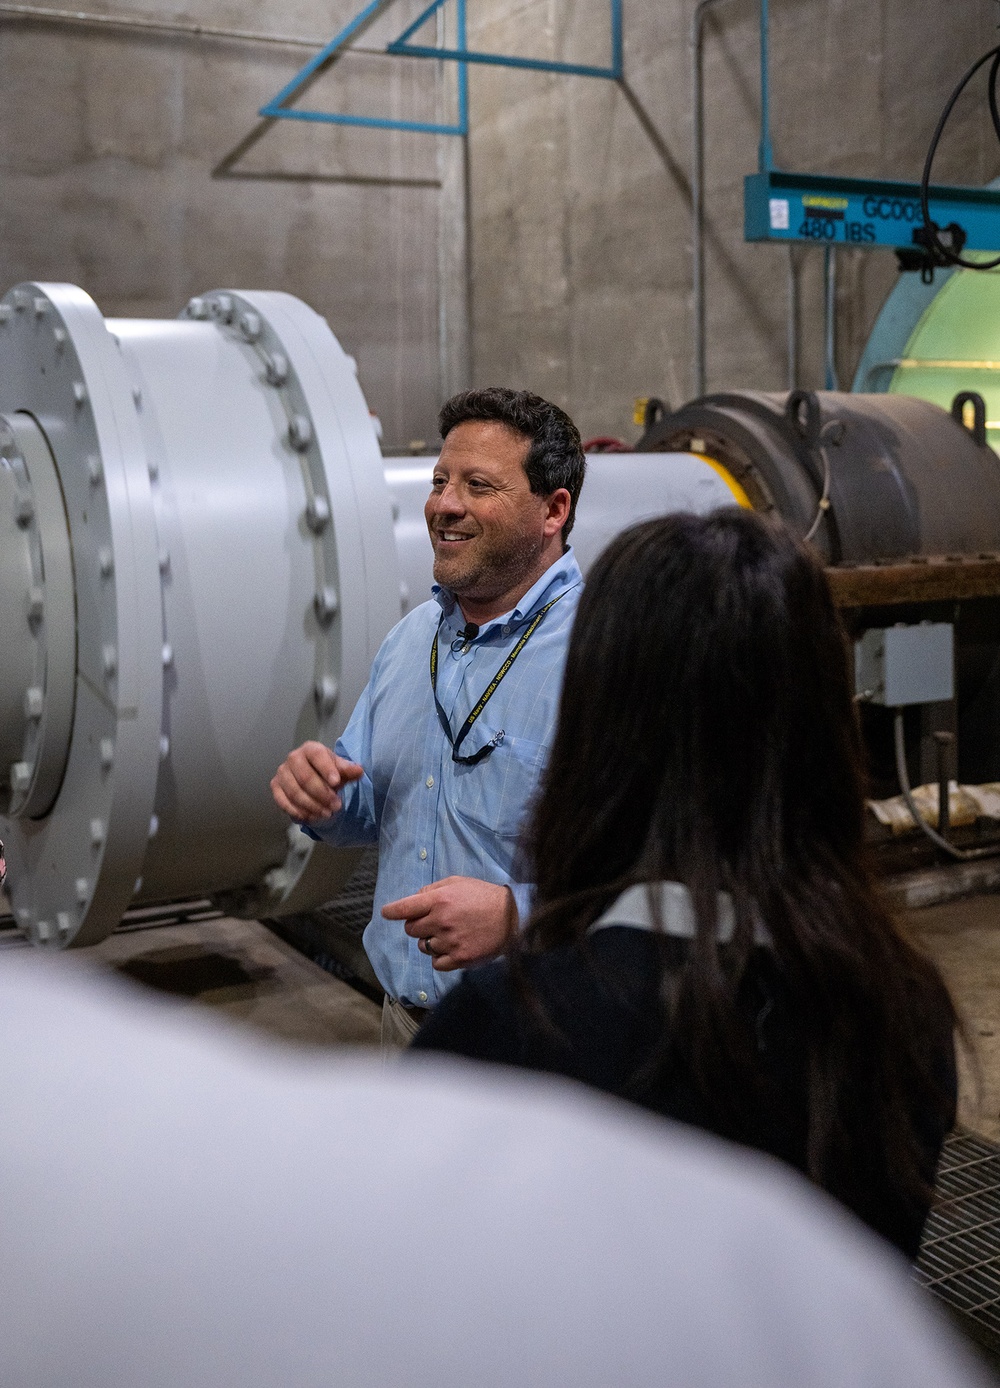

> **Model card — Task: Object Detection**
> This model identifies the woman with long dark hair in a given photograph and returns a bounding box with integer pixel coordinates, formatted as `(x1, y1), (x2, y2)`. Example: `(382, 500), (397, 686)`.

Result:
(412, 510), (957, 1258)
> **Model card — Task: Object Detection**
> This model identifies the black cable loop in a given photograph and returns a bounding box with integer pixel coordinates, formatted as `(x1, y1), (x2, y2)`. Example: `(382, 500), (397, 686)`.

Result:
(920, 42), (1000, 271)
(989, 49), (1000, 145)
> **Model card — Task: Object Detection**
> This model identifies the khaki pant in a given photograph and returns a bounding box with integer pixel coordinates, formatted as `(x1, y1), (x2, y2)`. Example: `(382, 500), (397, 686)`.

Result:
(381, 996), (430, 1053)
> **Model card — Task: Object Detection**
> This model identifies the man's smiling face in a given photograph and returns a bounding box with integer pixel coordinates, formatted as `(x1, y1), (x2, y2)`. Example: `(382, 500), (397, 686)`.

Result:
(424, 420), (558, 615)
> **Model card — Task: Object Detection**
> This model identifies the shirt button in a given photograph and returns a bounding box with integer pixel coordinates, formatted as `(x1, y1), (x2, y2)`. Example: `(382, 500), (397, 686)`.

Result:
(502, 625), (511, 636)
(418, 991), (428, 1003)
(425, 776), (434, 788)
(419, 848), (427, 860)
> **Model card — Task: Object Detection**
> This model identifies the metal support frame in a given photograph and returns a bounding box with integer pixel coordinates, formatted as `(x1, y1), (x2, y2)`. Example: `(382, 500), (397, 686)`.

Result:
(389, 0), (622, 79)
(258, 0), (621, 135)
(259, 0), (468, 135)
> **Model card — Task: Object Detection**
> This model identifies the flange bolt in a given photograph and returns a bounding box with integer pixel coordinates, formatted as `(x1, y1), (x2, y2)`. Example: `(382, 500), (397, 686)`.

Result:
(314, 585), (339, 623)
(306, 495), (330, 532)
(289, 415), (312, 452)
(10, 761), (33, 793)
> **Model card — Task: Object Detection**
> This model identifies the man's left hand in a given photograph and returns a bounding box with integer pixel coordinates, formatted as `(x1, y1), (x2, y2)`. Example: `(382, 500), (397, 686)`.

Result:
(381, 877), (516, 971)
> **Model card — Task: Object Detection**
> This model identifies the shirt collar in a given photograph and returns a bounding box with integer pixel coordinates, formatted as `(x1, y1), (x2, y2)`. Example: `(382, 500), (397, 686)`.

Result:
(588, 881), (771, 946)
(433, 546), (583, 635)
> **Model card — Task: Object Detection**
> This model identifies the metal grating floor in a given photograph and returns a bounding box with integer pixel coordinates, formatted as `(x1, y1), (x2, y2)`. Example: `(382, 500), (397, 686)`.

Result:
(262, 847), (383, 1002)
(916, 1131), (1000, 1358)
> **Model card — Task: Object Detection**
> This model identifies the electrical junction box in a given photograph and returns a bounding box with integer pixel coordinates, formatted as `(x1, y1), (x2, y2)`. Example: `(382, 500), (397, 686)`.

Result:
(854, 623), (954, 707)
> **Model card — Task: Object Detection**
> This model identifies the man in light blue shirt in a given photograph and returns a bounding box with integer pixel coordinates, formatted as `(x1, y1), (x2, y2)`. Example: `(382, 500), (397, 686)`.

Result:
(271, 388), (586, 1044)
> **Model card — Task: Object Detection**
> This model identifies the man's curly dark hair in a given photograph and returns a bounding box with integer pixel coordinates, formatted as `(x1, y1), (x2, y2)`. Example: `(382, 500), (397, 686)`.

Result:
(439, 387), (586, 541)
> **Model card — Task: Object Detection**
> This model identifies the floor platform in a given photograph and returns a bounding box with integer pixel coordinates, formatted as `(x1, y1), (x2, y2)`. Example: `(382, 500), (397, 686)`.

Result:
(917, 1131), (1000, 1370)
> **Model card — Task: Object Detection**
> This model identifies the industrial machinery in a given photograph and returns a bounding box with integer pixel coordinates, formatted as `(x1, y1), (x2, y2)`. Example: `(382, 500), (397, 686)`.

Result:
(0, 282), (742, 949)
(3, 278), (1000, 949)
(636, 378), (1000, 864)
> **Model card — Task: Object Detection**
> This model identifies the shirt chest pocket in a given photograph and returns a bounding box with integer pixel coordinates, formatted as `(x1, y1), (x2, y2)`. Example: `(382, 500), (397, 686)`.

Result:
(449, 730), (549, 844)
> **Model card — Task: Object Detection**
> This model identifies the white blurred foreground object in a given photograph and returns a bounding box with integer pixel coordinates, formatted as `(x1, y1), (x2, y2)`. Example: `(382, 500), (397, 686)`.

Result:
(0, 959), (989, 1388)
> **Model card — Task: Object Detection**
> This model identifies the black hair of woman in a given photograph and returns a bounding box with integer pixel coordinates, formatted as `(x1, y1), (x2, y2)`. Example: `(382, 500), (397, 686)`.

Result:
(519, 509), (955, 1234)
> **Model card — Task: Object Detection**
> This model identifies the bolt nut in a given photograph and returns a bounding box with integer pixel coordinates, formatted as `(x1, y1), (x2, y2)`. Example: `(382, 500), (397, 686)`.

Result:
(314, 585), (339, 623)
(98, 546), (114, 577)
(23, 686), (43, 719)
(265, 352), (288, 387)
(306, 495), (331, 532)
(33, 297), (48, 317)
(53, 326), (67, 348)
(239, 310), (262, 342)
(264, 867), (291, 894)
(158, 547), (170, 573)
(159, 733), (170, 760)
(210, 294), (234, 323)
(73, 381), (87, 406)
(100, 737), (114, 769)
(289, 415), (312, 452)
(0, 304), (11, 324)
(57, 911), (72, 936)
(314, 675), (339, 717)
(148, 814), (159, 838)
(185, 296), (209, 320)
(87, 454), (103, 485)
(15, 496), (34, 526)
(10, 760), (33, 793)
(36, 919), (51, 942)
(102, 644), (117, 677)
(162, 643), (173, 668)
(26, 587), (44, 621)
(75, 877), (89, 904)
(90, 818), (105, 847)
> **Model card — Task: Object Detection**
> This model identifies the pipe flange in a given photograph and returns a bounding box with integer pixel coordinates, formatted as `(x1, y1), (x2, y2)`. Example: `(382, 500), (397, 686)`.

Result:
(179, 290), (340, 911)
(0, 284), (163, 946)
(0, 413), (75, 820)
(179, 289), (395, 916)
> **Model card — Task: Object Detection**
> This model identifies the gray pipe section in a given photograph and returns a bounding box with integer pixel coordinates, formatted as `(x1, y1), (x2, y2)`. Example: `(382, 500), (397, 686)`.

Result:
(0, 282), (739, 949)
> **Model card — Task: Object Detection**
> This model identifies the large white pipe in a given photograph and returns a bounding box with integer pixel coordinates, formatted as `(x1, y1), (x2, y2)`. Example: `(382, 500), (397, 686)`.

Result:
(0, 284), (737, 948)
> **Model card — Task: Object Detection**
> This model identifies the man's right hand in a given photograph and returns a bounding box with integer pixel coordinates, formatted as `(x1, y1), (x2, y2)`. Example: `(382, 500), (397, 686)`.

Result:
(270, 741), (365, 825)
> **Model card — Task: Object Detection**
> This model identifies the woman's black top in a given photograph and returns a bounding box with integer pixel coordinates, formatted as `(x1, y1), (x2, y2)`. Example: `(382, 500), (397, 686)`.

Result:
(411, 927), (956, 1260)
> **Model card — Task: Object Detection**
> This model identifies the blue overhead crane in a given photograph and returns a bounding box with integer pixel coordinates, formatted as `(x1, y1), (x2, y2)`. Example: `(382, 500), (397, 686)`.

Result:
(743, 0), (1000, 255)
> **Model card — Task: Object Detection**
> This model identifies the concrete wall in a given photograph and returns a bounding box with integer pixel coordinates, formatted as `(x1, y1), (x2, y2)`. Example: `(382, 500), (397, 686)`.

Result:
(466, 0), (1000, 442)
(0, 1), (453, 449)
(1, 1), (998, 446)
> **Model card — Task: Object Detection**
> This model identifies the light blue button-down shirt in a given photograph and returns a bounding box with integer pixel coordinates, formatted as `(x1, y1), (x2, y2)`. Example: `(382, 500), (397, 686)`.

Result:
(306, 549), (584, 1006)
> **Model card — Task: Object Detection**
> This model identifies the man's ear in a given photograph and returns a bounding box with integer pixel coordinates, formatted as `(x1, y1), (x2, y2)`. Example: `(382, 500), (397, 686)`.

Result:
(543, 488), (572, 539)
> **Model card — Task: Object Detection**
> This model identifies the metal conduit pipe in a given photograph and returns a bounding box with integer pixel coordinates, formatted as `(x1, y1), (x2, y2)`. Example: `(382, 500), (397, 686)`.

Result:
(824, 246), (840, 391)
(691, 0), (736, 398)
(891, 712), (1000, 863)
(786, 245), (799, 391)
(0, 282), (741, 950)
(0, 3), (384, 53)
